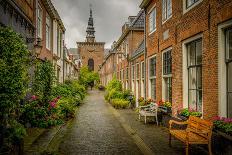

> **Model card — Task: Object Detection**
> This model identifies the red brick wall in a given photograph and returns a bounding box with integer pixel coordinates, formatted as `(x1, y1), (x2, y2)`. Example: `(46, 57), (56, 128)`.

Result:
(78, 43), (105, 73)
(37, 0), (53, 61)
(143, 0), (232, 119)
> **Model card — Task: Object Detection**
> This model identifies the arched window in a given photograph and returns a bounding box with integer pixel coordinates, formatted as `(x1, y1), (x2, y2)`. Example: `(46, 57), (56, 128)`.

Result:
(88, 58), (94, 71)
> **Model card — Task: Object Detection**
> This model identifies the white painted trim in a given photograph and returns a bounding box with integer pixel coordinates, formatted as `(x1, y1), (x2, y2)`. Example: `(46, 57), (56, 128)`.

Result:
(218, 19), (232, 117)
(183, 0), (203, 14)
(182, 33), (203, 110)
(149, 29), (156, 36)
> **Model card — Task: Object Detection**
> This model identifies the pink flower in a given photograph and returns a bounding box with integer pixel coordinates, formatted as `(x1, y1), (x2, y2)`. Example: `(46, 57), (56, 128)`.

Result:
(223, 118), (232, 123)
(212, 116), (221, 121)
(49, 102), (56, 108)
(31, 95), (38, 100)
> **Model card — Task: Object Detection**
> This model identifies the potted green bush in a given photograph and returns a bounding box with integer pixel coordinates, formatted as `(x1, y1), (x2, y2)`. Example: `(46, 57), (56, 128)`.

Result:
(212, 116), (232, 140)
(177, 108), (202, 121)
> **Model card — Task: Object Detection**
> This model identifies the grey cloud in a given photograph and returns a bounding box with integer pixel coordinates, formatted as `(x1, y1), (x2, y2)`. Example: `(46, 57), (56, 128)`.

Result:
(52, 0), (141, 48)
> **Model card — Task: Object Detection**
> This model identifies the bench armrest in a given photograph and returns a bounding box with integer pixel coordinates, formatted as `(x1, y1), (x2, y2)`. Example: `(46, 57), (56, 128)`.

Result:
(169, 120), (188, 129)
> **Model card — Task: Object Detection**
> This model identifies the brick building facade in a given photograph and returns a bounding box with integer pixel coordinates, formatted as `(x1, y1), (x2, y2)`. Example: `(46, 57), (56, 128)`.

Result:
(36, 0), (65, 83)
(139, 0), (232, 119)
(100, 0), (232, 119)
(78, 7), (105, 73)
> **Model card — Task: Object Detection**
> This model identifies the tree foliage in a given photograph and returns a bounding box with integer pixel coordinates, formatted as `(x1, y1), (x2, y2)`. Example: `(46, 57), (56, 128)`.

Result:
(78, 66), (100, 88)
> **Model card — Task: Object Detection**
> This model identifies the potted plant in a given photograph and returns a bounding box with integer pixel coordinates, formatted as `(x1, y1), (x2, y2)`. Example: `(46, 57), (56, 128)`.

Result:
(177, 108), (202, 121)
(158, 100), (172, 114)
(212, 116), (232, 140)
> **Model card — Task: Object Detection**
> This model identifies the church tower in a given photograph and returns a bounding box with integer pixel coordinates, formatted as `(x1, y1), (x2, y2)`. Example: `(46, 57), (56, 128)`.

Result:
(86, 5), (95, 43)
(77, 5), (105, 72)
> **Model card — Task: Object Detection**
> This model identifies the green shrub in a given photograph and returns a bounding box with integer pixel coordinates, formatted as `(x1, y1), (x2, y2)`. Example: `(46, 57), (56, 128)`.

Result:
(111, 99), (130, 109)
(108, 89), (124, 100)
(51, 80), (86, 106)
(122, 89), (131, 100)
(0, 27), (29, 151)
(20, 96), (63, 128)
(57, 98), (76, 119)
(33, 60), (56, 103)
(106, 76), (122, 92)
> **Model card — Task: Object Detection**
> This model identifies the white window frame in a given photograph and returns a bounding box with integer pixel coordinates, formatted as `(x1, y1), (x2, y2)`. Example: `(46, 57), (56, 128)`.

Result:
(148, 55), (156, 99)
(37, 3), (42, 38)
(162, 47), (172, 102)
(182, 34), (203, 113)
(162, 0), (172, 24)
(141, 61), (145, 97)
(46, 14), (51, 50)
(148, 7), (156, 35)
(218, 19), (232, 117)
(183, 0), (203, 14)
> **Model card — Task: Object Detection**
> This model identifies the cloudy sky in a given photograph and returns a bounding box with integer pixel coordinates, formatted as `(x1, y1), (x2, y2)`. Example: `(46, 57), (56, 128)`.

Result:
(52, 0), (141, 49)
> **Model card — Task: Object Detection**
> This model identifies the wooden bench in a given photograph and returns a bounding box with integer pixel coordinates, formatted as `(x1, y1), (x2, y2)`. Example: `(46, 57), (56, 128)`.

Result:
(169, 116), (213, 155)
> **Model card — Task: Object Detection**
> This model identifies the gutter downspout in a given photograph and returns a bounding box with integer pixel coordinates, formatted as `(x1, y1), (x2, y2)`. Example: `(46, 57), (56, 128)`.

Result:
(143, 9), (147, 100)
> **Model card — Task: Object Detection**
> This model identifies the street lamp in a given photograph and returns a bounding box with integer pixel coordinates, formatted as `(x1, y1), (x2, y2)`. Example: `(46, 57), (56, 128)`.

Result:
(33, 38), (42, 58)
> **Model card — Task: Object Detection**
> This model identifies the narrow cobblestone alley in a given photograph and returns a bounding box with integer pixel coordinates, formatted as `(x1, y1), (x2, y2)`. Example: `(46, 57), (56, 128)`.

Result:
(58, 90), (143, 155)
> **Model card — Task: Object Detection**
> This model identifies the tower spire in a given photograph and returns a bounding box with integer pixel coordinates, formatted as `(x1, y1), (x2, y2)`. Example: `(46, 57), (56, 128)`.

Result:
(86, 4), (95, 42)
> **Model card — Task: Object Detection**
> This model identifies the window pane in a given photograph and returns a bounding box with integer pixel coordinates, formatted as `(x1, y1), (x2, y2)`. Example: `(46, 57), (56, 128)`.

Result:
(197, 90), (202, 112)
(162, 0), (167, 20)
(137, 64), (139, 79)
(164, 77), (172, 102)
(187, 42), (196, 66)
(151, 79), (156, 99)
(196, 40), (202, 65)
(189, 68), (196, 89)
(150, 58), (156, 77)
(228, 93), (232, 118)
(226, 29), (232, 60)
(228, 62), (232, 91)
(197, 67), (202, 89)
(187, 0), (198, 8)
(189, 90), (197, 110)
(153, 9), (156, 30)
(168, 77), (172, 102)
(167, 0), (172, 17)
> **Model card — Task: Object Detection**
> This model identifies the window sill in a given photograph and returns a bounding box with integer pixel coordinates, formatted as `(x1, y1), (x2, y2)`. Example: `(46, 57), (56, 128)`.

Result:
(183, 0), (203, 15)
(148, 29), (156, 36)
(163, 74), (172, 78)
(162, 16), (172, 25)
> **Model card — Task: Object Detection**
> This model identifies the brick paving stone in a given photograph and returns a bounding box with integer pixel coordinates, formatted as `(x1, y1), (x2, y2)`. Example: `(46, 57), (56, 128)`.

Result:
(58, 90), (142, 155)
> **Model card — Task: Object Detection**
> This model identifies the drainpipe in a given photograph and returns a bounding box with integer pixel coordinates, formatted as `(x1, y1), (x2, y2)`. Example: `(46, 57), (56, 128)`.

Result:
(143, 9), (147, 100)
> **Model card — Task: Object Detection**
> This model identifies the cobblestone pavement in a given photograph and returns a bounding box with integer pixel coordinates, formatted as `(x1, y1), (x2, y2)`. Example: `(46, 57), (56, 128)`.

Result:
(117, 109), (209, 155)
(58, 90), (142, 155)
